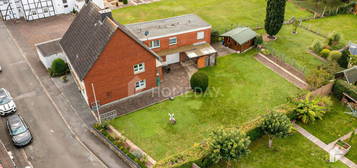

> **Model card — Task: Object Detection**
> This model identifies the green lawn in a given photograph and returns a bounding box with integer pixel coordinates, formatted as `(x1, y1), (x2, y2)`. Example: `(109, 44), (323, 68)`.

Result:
(264, 25), (325, 75)
(302, 15), (357, 43)
(346, 135), (357, 163)
(210, 134), (348, 168)
(112, 0), (311, 32)
(110, 51), (301, 160)
(300, 98), (357, 144)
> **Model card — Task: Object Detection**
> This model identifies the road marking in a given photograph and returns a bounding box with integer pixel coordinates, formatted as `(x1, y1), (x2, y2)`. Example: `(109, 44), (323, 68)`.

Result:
(9, 60), (26, 66)
(3, 22), (108, 168)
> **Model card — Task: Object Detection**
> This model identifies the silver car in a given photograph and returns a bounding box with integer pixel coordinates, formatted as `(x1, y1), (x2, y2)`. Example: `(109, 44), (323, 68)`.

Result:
(0, 88), (16, 116)
(6, 114), (32, 147)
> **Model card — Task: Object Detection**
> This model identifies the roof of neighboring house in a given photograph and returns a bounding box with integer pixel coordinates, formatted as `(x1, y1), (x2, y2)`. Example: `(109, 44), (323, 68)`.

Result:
(125, 14), (211, 40)
(336, 66), (357, 84)
(36, 39), (62, 57)
(349, 42), (357, 55)
(220, 27), (257, 45)
(60, 2), (160, 80)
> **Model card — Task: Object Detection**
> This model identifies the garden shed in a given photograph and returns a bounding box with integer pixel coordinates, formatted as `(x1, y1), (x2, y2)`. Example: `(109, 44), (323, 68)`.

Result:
(335, 66), (357, 85)
(36, 39), (66, 69)
(220, 27), (257, 53)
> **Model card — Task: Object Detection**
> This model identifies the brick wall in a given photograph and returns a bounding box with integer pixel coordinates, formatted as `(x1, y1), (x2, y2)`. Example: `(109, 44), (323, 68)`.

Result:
(83, 29), (161, 106)
(143, 29), (211, 53)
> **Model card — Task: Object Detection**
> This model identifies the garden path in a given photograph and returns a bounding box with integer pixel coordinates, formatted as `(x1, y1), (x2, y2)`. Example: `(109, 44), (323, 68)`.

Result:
(294, 123), (357, 168)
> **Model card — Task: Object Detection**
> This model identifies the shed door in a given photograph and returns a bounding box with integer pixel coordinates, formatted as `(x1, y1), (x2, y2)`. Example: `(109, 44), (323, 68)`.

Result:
(166, 53), (180, 65)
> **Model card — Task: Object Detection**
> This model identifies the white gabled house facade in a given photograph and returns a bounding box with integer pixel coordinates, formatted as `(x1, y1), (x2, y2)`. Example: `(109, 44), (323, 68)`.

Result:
(0, 0), (103, 21)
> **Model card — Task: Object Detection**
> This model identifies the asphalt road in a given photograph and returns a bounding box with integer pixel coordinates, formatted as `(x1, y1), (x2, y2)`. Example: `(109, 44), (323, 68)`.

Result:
(0, 21), (104, 168)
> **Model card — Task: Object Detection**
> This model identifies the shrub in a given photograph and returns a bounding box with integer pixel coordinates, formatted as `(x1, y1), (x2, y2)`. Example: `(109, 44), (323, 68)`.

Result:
(123, 0), (128, 4)
(328, 50), (342, 61)
(190, 72), (209, 93)
(327, 32), (342, 47)
(291, 93), (332, 124)
(50, 58), (68, 77)
(338, 49), (351, 68)
(333, 80), (357, 100)
(306, 63), (340, 89)
(261, 48), (271, 55)
(320, 49), (331, 58)
(254, 35), (263, 46)
(311, 40), (323, 54)
(210, 30), (220, 43)
(349, 54), (357, 67)
(206, 128), (251, 167)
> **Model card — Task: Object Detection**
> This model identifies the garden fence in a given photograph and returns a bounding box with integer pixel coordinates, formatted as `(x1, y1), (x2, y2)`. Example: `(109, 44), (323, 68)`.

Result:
(264, 46), (306, 74)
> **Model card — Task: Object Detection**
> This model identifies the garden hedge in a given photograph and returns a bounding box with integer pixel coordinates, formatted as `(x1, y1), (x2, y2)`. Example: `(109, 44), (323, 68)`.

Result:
(333, 79), (357, 100)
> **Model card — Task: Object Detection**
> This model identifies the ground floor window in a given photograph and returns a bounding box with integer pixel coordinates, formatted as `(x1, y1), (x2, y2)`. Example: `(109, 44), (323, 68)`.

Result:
(135, 80), (146, 90)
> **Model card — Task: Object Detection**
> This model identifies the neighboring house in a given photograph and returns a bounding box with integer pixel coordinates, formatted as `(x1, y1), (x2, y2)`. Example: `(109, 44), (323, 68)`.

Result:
(220, 27), (257, 53)
(348, 42), (357, 56)
(335, 66), (357, 85)
(36, 39), (66, 69)
(126, 14), (217, 69)
(0, 0), (103, 21)
(60, 2), (162, 107)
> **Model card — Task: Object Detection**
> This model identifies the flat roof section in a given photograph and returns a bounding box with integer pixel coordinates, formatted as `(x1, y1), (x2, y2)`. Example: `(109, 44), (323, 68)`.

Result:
(125, 14), (211, 40)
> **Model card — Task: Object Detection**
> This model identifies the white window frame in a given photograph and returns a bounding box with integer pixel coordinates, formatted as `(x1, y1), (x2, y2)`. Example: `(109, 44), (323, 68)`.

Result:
(133, 63), (145, 74)
(169, 37), (177, 45)
(197, 31), (205, 40)
(150, 40), (160, 49)
(135, 80), (146, 90)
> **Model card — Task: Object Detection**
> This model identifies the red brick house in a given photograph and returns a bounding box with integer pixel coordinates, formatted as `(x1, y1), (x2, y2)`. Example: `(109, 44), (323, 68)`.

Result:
(60, 2), (162, 107)
(126, 14), (217, 69)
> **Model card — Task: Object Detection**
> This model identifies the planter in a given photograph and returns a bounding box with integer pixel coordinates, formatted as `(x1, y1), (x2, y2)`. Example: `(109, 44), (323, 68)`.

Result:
(336, 140), (351, 154)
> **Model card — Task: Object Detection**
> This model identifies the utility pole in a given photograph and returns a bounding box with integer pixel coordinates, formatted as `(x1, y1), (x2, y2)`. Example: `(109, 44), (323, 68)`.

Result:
(91, 83), (101, 124)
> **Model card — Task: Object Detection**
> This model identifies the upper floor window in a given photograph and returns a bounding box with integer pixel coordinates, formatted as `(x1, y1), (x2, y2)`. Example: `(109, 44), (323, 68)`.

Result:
(135, 80), (146, 90)
(169, 37), (177, 45)
(197, 31), (205, 40)
(151, 40), (160, 49)
(134, 63), (145, 74)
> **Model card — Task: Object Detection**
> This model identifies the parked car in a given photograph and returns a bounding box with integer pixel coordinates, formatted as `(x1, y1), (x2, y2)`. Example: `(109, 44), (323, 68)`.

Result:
(6, 114), (32, 147)
(0, 88), (16, 116)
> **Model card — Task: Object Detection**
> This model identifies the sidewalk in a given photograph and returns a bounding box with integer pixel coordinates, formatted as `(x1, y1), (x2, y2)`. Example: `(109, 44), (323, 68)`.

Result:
(294, 123), (357, 168)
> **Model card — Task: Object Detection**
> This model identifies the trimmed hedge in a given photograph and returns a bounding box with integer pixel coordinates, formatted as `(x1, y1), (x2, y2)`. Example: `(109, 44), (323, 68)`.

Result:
(333, 79), (357, 100)
(190, 72), (209, 93)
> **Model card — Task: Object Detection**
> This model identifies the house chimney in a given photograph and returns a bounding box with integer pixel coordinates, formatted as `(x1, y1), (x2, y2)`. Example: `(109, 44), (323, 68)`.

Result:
(99, 9), (113, 21)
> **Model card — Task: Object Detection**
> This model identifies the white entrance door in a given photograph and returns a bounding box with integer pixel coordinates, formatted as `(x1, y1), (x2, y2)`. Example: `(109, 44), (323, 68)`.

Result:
(166, 53), (180, 65)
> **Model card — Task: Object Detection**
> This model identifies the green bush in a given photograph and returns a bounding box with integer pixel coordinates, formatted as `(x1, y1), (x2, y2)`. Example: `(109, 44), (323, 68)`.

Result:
(291, 93), (332, 124)
(306, 63), (340, 89)
(320, 49), (331, 58)
(328, 50), (342, 61)
(310, 40), (323, 54)
(190, 72), (209, 93)
(327, 32), (342, 47)
(210, 30), (220, 43)
(337, 49), (350, 68)
(261, 48), (271, 55)
(50, 58), (68, 77)
(333, 80), (357, 100)
(254, 35), (263, 46)
(123, 0), (128, 4)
